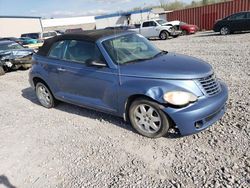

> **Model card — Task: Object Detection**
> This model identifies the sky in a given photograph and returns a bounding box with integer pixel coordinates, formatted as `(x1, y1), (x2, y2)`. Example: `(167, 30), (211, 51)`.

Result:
(0, 0), (193, 18)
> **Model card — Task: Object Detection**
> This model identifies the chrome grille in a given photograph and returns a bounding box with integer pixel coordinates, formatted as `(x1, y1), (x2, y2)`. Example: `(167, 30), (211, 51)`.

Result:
(197, 74), (221, 96)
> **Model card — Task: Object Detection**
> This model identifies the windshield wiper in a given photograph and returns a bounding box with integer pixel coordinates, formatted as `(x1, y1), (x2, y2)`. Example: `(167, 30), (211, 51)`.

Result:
(122, 51), (168, 65)
(122, 58), (152, 64)
(152, 50), (168, 58)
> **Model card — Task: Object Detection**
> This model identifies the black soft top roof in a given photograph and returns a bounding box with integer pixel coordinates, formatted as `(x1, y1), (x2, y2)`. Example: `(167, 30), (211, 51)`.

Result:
(37, 29), (129, 56)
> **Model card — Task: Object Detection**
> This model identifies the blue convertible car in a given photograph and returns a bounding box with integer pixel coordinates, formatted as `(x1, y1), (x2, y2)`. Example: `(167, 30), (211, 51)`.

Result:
(29, 30), (228, 138)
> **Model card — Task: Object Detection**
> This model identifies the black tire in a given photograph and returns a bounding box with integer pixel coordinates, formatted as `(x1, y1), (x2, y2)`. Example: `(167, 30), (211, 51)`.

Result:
(129, 98), (171, 138)
(220, 26), (230, 35)
(0, 66), (5, 76)
(159, 31), (169, 40)
(181, 30), (188, 35)
(35, 82), (55, 108)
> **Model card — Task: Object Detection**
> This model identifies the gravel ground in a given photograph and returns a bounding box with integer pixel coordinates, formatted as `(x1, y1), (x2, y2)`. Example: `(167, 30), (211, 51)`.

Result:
(0, 31), (249, 188)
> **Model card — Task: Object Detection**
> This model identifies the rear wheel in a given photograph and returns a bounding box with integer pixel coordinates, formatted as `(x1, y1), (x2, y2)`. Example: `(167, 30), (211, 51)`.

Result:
(129, 98), (170, 138)
(181, 30), (188, 35)
(36, 82), (55, 108)
(0, 66), (5, 76)
(159, 31), (169, 40)
(220, 26), (230, 35)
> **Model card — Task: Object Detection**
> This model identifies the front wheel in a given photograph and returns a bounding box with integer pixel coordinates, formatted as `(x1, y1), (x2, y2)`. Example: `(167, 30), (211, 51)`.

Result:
(36, 82), (55, 108)
(159, 31), (169, 40)
(129, 98), (171, 138)
(220, 26), (230, 35)
(181, 30), (188, 35)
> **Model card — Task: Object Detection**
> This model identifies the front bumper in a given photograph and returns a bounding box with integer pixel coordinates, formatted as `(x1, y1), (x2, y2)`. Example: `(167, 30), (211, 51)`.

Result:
(164, 81), (228, 136)
(170, 30), (182, 37)
(2, 55), (32, 69)
(189, 29), (197, 34)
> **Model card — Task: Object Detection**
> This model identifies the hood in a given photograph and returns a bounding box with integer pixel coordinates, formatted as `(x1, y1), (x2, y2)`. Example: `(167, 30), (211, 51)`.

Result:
(0, 49), (33, 61)
(163, 20), (180, 26)
(120, 52), (213, 79)
(186, 24), (196, 27)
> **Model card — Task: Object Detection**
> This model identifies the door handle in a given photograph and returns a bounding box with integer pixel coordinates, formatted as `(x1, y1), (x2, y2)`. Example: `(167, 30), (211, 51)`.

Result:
(57, 67), (66, 72)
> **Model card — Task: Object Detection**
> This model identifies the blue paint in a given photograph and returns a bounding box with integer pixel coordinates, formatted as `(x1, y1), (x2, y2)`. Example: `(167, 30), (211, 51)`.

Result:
(29, 32), (228, 136)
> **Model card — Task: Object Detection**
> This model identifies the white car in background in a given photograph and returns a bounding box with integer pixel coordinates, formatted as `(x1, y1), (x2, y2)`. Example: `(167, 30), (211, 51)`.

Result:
(21, 31), (59, 41)
(130, 19), (182, 40)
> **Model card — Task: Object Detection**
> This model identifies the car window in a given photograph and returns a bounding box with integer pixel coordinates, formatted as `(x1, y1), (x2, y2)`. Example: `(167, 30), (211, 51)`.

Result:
(63, 40), (105, 65)
(150, 21), (157, 26)
(48, 41), (65, 59)
(142, 22), (150, 27)
(142, 21), (156, 27)
(229, 13), (246, 20)
(103, 33), (160, 65)
(42, 32), (50, 38)
(247, 12), (250, 19)
(147, 21), (156, 27)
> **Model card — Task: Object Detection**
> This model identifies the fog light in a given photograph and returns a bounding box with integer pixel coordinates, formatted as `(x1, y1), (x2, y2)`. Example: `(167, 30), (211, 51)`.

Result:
(195, 121), (203, 129)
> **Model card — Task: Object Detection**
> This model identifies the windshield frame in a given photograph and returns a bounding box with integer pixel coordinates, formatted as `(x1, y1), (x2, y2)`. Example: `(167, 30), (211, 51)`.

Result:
(100, 32), (162, 66)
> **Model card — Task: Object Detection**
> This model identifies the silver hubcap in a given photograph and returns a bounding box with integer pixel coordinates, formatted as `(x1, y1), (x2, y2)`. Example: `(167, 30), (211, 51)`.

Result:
(37, 85), (51, 106)
(221, 27), (229, 35)
(134, 104), (161, 134)
(161, 32), (167, 39)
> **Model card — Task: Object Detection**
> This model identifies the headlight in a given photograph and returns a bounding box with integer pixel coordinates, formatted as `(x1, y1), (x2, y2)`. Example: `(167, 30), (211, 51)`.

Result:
(163, 91), (197, 106)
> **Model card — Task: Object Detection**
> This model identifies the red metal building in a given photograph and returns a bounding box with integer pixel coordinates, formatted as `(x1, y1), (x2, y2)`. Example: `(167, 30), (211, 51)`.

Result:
(166, 0), (250, 30)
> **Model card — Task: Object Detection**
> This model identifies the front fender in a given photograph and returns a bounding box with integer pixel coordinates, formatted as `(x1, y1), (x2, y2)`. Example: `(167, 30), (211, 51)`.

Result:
(117, 76), (203, 116)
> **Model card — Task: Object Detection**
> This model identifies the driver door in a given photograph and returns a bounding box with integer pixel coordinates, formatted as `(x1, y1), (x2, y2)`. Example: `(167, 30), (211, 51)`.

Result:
(48, 40), (119, 113)
(141, 21), (158, 38)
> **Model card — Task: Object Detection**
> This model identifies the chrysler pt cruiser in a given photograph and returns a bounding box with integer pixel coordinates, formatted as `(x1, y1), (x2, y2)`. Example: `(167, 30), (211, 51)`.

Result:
(29, 30), (228, 138)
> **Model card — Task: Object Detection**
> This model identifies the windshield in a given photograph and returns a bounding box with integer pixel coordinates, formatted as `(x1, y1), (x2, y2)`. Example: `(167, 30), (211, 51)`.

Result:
(102, 33), (161, 65)
(0, 42), (24, 51)
(156, 19), (167, 26)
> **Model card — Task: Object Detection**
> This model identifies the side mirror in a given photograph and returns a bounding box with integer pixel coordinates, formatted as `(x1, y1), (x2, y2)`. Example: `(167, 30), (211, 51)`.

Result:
(86, 59), (106, 68)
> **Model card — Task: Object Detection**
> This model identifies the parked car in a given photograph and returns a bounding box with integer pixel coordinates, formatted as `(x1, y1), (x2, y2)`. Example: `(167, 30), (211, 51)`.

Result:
(130, 19), (182, 40)
(29, 30), (228, 138)
(213, 11), (250, 35)
(65, 28), (84, 33)
(0, 40), (34, 75)
(21, 31), (58, 41)
(19, 37), (38, 45)
(161, 21), (198, 35)
(179, 22), (198, 35)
